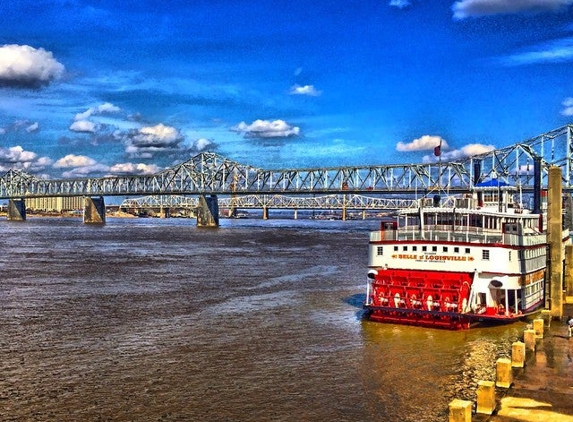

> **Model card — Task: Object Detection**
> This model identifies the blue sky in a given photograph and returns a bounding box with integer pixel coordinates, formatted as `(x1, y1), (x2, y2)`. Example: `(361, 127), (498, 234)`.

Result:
(0, 0), (573, 178)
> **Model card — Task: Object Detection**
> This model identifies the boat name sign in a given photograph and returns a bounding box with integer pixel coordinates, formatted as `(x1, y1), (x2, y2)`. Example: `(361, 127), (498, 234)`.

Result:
(391, 254), (475, 262)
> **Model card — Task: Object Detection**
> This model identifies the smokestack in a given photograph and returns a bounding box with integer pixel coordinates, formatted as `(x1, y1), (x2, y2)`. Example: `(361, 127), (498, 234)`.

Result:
(473, 159), (483, 207)
(473, 160), (481, 186)
(533, 156), (542, 214)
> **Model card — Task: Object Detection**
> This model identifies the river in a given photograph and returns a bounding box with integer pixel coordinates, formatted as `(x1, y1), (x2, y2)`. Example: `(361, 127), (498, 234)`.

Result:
(0, 217), (525, 421)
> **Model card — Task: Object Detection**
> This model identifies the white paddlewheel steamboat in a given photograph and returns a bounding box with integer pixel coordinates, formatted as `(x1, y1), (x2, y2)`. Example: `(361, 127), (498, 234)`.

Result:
(364, 181), (569, 329)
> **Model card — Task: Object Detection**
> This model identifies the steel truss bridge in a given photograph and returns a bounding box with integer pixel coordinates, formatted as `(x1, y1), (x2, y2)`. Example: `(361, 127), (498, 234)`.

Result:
(120, 194), (420, 212)
(1, 125), (572, 205)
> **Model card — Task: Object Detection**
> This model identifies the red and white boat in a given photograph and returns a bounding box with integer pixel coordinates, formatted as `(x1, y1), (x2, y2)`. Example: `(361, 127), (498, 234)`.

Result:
(363, 180), (569, 329)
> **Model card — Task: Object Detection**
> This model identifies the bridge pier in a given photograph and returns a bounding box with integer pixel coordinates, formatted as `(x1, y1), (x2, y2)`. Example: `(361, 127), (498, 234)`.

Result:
(7, 199), (26, 221)
(83, 196), (106, 224)
(159, 206), (170, 218)
(262, 206), (269, 220)
(294, 209), (298, 220)
(197, 194), (219, 227)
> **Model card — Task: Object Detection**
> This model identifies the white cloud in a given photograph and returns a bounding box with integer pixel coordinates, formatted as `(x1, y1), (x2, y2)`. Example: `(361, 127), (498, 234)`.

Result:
(133, 123), (183, 146)
(194, 138), (213, 151)
(502, 37), (573, 65)
(389, 0), (411, 9)
(231, 119), (301, 138)
(123, 123), (184, 158)
(0, 44), (64, 88)
(452, 0), (573, 19)
(561, 97), (573, 116)
(61, 163), (110, 178)
(396, 135), (448, 152)
(0, 145), (37, 163)
(109, 162), (161, 175)
(69, 120), (98, 133)
(25, 122), (39, 133)
(36, 156), (53, 167)
(53, 154), (97, 168)
(423, 143), (495, 162)
(289, 84), (321, 96)
(74, 102), (121, 121)
(0, 145), (52, 172)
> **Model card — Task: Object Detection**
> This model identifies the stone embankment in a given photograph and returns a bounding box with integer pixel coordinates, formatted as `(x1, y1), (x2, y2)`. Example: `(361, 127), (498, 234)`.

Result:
(450, 304), (573, 422)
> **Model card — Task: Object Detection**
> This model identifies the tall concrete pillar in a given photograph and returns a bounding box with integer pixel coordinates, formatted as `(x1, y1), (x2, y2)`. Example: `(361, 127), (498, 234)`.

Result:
(565, 244), (573, 303)
(197, 194), (219, 227)
(7, 199), (26, 221)
(262, 207), (269, 220)
(83, 196), (106, 224)
(547, 166), (563, 319)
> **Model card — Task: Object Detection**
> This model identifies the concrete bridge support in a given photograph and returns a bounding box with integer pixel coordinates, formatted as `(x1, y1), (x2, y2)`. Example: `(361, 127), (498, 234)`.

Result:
(7, 199), (26, 221)
(197, 194), (219, 227)
(159, 206), (170, 218)
(83, 196), (106, 224)
(547, 166), (563, 319)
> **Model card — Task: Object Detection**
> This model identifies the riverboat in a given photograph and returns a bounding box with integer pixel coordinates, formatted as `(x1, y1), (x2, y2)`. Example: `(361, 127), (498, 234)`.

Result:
(363, 180), (569, 329)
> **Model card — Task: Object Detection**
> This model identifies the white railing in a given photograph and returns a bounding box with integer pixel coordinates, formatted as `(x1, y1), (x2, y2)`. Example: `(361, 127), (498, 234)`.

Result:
(370, 226), (547, 246)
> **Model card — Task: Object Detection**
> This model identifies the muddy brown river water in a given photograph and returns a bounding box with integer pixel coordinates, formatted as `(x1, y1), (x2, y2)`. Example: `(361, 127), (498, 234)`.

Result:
(0, 217), (525, 421)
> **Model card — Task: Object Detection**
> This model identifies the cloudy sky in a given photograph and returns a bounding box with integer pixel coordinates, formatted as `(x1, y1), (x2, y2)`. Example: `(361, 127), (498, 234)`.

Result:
(1, 0), (573, 178)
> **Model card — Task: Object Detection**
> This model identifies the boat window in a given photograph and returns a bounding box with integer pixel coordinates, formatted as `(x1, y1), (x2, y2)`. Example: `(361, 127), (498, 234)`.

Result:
(482, 250), (490, 260)
(412, 246), (417, 251)
(394, 246), (399, 251)
(454, 247), (459, 253)
(422, 246), (427, 252)
(377, 246), (383, 256)
(403, 246), (408, 251)
(465, 248), (470, 254)
(509, 251), (512, 261)
(432, 246), (437, 252)
(443, 247), (448, 252)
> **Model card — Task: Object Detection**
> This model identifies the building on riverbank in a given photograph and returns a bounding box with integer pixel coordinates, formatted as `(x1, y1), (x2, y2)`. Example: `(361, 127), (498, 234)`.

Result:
(25, 196), (84, 212)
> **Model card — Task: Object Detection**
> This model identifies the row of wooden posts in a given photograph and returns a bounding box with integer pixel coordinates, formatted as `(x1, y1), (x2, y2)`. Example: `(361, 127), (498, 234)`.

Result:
(448, 311), (550, 422)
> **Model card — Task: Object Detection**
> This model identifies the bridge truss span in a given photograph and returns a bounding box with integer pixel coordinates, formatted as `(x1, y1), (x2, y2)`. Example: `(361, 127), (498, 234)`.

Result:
(119, 194), (421, 211)
(1, 124), (572, 200)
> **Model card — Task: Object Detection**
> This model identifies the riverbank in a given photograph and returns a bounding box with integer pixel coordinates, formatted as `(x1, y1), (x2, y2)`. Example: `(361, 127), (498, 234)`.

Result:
(478, 303), (573, 422)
